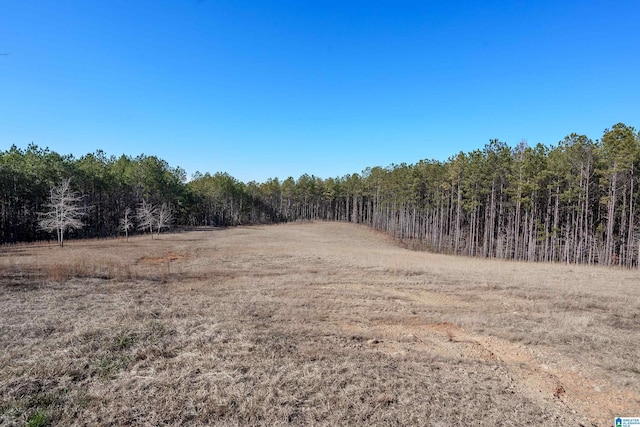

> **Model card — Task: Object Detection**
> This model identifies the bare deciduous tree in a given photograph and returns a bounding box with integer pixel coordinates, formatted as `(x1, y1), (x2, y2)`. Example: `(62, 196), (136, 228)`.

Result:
(120, 206), (133, 241)
(38, 178), (85, 247)
(156, 203), (174, 237)
(137, 200), (157, 238)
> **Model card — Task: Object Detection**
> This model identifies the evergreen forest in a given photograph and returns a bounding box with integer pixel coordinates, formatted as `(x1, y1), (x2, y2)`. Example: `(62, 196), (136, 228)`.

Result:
(2, 122), (640, 268)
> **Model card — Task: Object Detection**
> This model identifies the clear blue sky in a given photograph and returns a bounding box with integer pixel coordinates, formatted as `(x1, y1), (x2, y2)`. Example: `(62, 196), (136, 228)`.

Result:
(2, 1), (639, 182)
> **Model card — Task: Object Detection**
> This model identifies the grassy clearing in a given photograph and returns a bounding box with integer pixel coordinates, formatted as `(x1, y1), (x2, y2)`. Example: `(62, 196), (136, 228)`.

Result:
(1, 223), (639, 426)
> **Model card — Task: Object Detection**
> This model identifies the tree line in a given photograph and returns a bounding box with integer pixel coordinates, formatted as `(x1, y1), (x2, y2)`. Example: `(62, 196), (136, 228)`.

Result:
(2, 123), (640, 267)
(0, 145), (186, 243)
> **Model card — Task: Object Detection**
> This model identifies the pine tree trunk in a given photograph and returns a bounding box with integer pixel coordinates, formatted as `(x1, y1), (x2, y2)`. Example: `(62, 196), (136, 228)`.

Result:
(605, 172), (618, 265)
(627, 171), (634, 268)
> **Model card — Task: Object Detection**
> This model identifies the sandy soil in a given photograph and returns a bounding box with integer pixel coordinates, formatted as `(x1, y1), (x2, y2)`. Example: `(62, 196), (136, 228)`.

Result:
(1, 222), (639, 426)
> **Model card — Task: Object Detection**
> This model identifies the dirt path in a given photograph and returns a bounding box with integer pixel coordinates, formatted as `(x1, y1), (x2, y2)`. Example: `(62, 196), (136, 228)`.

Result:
(333, 275), (639, 427)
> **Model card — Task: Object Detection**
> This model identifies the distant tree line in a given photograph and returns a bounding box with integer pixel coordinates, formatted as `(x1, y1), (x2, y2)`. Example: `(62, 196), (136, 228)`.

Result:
(0, 145), (187, 243)
(2, 123), (640, 267)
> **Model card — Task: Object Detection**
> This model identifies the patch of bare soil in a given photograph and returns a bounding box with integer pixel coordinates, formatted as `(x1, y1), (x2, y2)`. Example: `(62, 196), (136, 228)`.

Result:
(137, 252), (186, 264)
(1, 222), (639, 426)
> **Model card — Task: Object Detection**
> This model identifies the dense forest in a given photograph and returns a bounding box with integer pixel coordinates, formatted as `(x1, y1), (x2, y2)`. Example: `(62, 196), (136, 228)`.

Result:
(2, 122), (640, 268)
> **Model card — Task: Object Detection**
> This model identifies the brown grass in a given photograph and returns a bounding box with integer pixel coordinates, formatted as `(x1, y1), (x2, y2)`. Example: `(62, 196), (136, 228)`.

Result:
(1, 223), (639, 426)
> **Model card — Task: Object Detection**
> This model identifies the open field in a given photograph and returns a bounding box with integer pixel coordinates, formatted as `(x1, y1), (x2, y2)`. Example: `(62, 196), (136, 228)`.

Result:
(1, 222), (639, 426)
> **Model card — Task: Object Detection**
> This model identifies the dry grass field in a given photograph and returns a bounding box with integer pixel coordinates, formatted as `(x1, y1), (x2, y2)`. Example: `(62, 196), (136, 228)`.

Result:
(1, 222), (639, 426)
